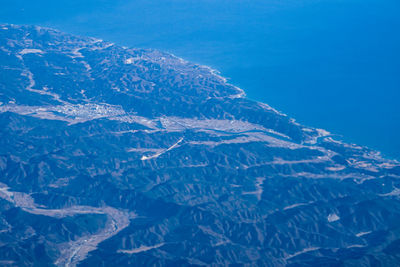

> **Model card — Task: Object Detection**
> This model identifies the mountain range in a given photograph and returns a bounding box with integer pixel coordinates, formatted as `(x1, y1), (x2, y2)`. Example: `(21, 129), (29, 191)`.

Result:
(0, 24), (400, 266)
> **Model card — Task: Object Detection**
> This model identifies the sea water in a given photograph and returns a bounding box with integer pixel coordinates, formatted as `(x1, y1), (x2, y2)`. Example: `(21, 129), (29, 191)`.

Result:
(1, 0), (399, 158)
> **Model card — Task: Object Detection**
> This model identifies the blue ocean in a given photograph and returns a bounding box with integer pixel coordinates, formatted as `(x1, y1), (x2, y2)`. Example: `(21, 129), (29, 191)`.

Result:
(1, 0), (399, 158)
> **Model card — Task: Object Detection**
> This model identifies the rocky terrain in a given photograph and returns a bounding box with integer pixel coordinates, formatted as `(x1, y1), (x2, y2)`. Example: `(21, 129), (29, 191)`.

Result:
(0, 24), (399, 266)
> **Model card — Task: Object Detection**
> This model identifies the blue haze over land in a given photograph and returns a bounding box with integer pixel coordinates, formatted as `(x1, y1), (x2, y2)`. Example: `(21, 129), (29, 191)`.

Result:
(1, 0), (399, 159)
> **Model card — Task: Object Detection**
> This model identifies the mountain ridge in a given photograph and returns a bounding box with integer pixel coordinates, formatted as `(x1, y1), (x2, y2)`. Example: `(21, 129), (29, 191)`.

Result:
(0, 24), (400, 266)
